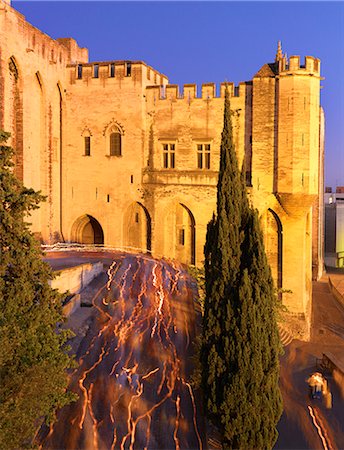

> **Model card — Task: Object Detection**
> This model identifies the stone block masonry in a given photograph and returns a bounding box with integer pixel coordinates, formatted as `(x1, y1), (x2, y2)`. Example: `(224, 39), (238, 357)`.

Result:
(0, 0), (324, 339)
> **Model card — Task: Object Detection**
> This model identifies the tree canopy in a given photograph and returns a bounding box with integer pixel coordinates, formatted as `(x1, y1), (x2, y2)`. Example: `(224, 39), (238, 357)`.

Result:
(0, 131), (75, 449)
(201, 90), (282, 449)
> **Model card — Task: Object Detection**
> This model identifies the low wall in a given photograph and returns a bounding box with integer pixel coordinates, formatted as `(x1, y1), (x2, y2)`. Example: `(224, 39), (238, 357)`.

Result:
(62, 294), (81, 317)
(50, 261), (103, 295)
(328, 277), (344, 308)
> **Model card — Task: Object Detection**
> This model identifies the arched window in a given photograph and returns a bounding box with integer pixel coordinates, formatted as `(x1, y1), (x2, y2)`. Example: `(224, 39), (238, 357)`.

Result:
(104, 121), (124, 157)
(110, 131), (121, 156)
(81, 128), (92, 156)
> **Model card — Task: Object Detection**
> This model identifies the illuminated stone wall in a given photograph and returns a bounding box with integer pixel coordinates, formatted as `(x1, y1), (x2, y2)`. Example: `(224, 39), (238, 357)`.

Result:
(0, 0), (325, 336)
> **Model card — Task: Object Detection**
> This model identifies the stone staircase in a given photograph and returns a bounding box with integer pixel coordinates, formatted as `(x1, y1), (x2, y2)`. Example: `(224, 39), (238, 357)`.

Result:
(278, 324), (293, 347)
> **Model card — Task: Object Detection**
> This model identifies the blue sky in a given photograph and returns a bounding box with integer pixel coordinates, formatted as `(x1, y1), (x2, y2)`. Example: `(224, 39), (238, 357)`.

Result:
(13, 1), (344, 189)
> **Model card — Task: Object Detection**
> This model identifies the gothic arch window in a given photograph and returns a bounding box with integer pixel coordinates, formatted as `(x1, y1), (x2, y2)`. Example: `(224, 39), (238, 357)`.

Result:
(103, 121), (124, 157)
(9, 57), (19, 81)
(109, 130), (121, 156)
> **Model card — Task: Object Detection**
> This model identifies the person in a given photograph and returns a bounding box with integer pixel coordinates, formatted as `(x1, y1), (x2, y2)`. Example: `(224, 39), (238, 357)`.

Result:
(307, 372), (324, 399)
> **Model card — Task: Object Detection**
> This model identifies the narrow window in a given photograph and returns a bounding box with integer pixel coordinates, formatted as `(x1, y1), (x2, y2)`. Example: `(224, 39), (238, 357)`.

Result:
(135, 212), (139, 223)
(84, 136), (91, 156)
(205, 144), (211, 169)
(197, 143), (211, 169)
(94, 64), (99, 78)
(110, 63), (115, 78)
(126, 62), (132, 77)
(130, 175), (134, 184)
(170, 144), (175, 168)
(110, 132), (121, 156)
(179, 229), (185, 246)
(163, 143), (176, 168)
(147, 68), (151, 80)
(42, 44), (45, 58)
(107, 194), (110, 202)
(77, 64), (83, 79)
(163, 144), (169, 168)
(197, 144), (203, 169)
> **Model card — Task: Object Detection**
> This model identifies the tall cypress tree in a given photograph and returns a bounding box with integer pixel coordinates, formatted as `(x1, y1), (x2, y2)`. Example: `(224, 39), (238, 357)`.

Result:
(201, 90), (282, 448)
(0, 131), (75, 449)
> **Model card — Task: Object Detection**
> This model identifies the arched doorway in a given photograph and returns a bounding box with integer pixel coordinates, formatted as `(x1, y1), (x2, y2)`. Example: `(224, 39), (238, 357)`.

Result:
(123, 202), (152, 253)
(71, 215), (104, 245)
(266, 209), (283, 290)
(176, 203), (196, 265)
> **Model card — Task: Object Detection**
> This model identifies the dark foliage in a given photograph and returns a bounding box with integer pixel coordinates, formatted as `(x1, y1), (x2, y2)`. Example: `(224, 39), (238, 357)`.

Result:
(0, 131), (75, 449)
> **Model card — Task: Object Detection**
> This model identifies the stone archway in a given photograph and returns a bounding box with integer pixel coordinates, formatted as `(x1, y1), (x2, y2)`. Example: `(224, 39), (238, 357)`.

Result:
(267, 209), (283, 290)
(71, 215), (104, 245)
(175, 203), (196, 265)
(123, 202), (152, 253)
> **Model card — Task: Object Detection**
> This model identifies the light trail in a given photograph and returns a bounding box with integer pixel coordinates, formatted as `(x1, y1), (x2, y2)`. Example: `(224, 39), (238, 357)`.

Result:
(173, 395), (181, 450)
(307, 405), (335, 450)
(39, 254), (204, 449)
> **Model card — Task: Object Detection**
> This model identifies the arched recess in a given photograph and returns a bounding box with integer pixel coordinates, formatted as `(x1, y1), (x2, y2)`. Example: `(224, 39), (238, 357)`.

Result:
(267, 209), (283, 291)
(8, 56), (23, 180)
(57, 83), (64, 241)
(71, 215), (104, 245)
(123, 202), (152, 253)
(103, 119), (124, 157)
(176, 203), (196, 265)
(26, 71), (45, 234)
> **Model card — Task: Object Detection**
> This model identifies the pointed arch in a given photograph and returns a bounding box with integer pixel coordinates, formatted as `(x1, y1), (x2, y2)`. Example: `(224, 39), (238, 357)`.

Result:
(9, 56), (19, 81)
(35, 71), (43, 91)
(71, 215), (104, 245)
(57, 83), (64, 241)
(123, 202), (152, 253)
(267, 208), (283, 290)
(176, 203), (196, 265)
(8, 56), (23, 180)
(103, 119), (124, 156)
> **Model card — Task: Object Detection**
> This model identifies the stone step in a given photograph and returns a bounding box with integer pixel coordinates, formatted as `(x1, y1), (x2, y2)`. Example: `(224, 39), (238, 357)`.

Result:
(278, 324), (293, 346)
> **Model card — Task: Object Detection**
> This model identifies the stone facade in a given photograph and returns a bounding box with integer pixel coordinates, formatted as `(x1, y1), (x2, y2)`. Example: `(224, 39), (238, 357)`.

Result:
(0, 1), (324, 335)
(325, 187), (344, 267)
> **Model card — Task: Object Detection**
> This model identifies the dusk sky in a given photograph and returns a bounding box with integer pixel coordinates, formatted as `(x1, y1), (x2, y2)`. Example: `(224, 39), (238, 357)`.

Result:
(13, 1), (344, 189)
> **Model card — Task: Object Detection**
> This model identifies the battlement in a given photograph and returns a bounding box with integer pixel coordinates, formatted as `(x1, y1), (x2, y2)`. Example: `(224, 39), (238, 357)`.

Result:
(281, 55), (321, 76)
(67, 60), (168, 85)
(2, 2), (88, 66)
(145, 81), (250, 102)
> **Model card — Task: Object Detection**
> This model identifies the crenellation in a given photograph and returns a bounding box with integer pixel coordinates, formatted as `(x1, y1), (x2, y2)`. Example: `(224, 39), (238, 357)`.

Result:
(145, 82), (247, 104)
(165, 84), (179, 99)
(288, 55), (300, 71)
(183, 84), (196, 99)
(201, 83), (216, 99)
(282, 55), (321, 76)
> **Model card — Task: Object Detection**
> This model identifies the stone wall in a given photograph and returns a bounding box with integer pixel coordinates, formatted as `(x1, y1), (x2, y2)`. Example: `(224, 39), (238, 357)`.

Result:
(0, 0), (325, 333)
